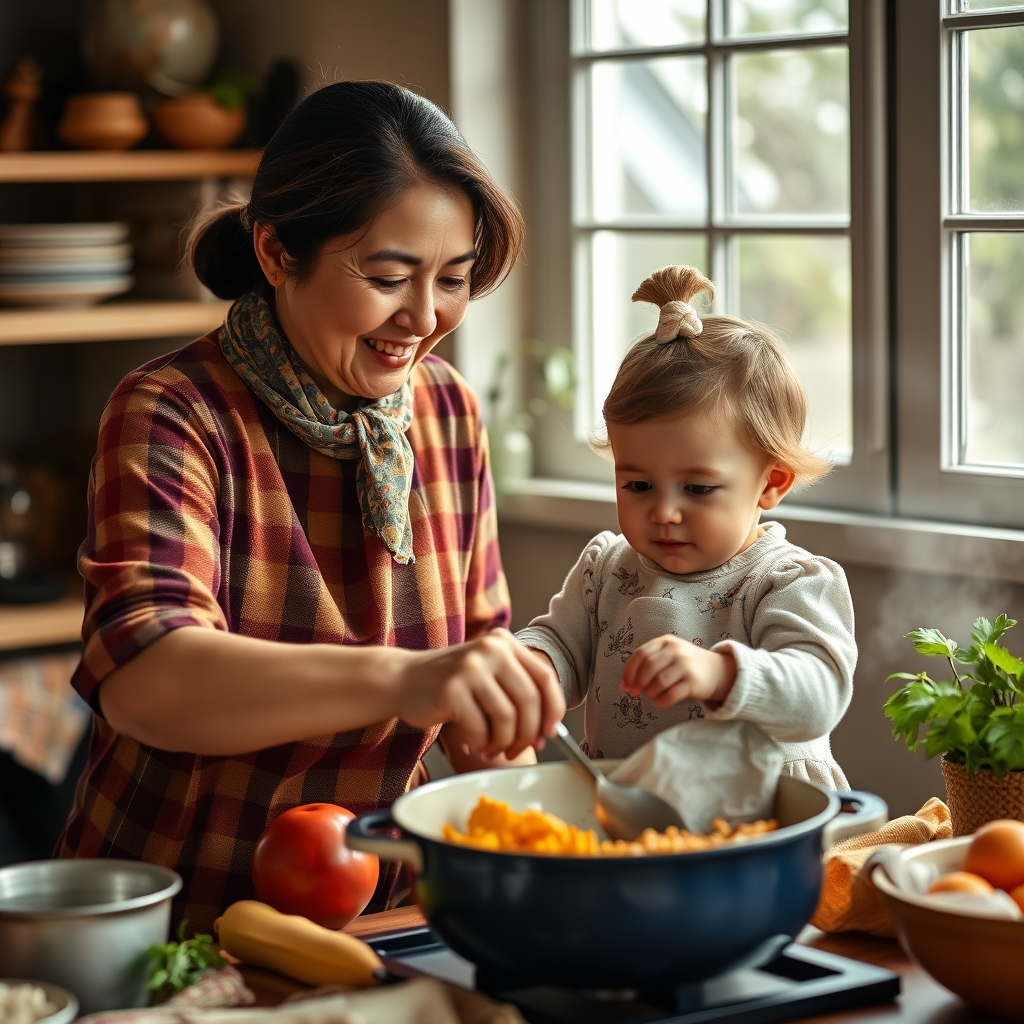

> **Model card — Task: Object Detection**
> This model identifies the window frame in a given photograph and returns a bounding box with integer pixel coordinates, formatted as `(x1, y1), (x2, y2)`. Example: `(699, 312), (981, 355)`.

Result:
(525, 0), (890, 514)
(895, 0), (1024, 528)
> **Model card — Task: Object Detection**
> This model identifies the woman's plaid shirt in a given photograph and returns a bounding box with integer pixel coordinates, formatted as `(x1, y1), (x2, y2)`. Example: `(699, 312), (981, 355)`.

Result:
(58, 337), (510, 932)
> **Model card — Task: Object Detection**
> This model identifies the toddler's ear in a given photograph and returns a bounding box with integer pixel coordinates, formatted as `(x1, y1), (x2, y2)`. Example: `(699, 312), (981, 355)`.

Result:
(757, 463), (796, 510)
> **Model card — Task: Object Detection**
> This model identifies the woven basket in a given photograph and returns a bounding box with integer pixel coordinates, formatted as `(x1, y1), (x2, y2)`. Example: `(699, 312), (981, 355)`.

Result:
(941, 755), (1024, 836)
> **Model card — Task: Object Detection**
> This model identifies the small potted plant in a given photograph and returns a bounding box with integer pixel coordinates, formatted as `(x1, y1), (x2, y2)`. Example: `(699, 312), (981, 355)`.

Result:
(150, 69), (260, 150)
(885, 614), (1024, 835)
(485, 340), (574, 493)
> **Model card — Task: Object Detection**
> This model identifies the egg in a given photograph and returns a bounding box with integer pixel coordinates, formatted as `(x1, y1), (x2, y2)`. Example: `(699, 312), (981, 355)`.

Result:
(926, 871), (995, 895)
(963, 819), (1024, 891)
(1005, 881), (1024, 914)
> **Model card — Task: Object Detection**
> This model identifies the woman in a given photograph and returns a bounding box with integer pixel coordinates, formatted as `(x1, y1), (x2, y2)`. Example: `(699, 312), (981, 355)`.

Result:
(59, 81), (564, 932)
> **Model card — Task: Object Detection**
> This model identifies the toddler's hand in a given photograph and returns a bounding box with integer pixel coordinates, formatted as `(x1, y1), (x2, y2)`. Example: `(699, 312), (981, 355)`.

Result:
(621, 634), (736, 707)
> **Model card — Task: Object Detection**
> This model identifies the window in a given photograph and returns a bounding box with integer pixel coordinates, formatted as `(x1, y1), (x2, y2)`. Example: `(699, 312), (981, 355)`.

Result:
(524, 0), (889, 511)
(897, 0), (1024, 527)
(521, 0), (1024, 532)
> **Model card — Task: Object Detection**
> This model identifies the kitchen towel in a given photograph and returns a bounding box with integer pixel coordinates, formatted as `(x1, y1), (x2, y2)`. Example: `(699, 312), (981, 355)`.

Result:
(607, 719), (784, 834)
(79, 978), (524, 1024)
(0, 650), (88, 784)
(811, 796), (952, 936)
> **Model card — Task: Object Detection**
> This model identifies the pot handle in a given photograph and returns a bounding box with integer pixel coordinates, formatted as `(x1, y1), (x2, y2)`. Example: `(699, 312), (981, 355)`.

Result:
(822, 790), (888, 850)
(346, 808), (424, 874)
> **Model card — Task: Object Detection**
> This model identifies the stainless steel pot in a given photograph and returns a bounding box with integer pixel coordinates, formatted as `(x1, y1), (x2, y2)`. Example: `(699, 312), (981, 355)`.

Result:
(0, 859), (182, 1013)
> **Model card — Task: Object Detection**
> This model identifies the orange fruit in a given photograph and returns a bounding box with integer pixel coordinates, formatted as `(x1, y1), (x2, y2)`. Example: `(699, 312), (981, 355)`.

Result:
(1009, 883), (1024, 913)
(926, 871), (994, 895)
(963, 819), (1024, 891)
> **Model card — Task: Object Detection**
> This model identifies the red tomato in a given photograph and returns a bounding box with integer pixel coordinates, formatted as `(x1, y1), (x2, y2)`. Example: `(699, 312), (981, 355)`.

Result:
(251, 803), (379, 929)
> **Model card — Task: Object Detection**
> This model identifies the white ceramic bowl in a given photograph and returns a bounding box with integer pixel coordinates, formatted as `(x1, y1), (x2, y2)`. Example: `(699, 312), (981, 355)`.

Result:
(0, 276), (133, 307)
(0, 259), (133, 278)
(0, 243), (133, 264)
(0, 979), (79, 1024)
(0, 223), (129, 247)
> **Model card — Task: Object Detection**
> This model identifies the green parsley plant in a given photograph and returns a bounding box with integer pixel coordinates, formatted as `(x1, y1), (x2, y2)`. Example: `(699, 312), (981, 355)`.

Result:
(884, 614), (1024, 777)
(145, 919), (227, 1004)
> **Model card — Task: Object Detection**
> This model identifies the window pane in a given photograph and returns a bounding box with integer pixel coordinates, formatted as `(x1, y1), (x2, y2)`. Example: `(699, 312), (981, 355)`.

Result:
(731, 48), (849, 216)
(590, 57), (707, 222)
(726, 0), (847, 37)
(737, 235), (852, 460)
(966, 26), (1024, 213)
(587, 0), (704, 51)
(589, 231), (707, 426)
(962, 233), (1024, 467)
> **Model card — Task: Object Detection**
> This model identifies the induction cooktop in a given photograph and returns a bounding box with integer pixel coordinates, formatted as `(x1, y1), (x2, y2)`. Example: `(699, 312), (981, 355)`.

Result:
(369, 925), (901, 1024)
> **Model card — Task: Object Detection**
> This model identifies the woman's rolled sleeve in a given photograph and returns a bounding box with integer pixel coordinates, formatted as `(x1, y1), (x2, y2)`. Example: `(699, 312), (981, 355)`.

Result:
(74, 379), (227, 710)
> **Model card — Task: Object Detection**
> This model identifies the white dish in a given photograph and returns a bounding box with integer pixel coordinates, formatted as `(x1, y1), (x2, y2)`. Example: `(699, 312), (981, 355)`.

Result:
(0, 980), (78, 1024)
(0, 276), (133, 308)
(0, 243), (132, 263)
(0, 223), (130, 247)
(0, 259), (133, 278)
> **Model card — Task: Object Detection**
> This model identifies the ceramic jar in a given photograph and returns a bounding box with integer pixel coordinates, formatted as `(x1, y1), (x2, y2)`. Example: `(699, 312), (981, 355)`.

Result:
(150, 93), (246, 150)
(57, 93), (147, 151)
(82, 0), (218, 94)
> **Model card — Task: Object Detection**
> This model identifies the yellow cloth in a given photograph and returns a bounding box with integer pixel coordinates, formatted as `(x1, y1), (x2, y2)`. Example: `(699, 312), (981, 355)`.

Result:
(811, 797), (952, 937)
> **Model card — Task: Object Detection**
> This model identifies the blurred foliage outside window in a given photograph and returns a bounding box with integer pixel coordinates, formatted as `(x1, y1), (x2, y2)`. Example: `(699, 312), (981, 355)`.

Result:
(960, 26), (1024, 468)
(578, 0), (852, 463)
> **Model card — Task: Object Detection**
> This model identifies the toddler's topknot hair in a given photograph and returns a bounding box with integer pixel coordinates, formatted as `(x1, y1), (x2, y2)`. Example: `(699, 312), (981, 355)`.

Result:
(595, 265), (831, 488)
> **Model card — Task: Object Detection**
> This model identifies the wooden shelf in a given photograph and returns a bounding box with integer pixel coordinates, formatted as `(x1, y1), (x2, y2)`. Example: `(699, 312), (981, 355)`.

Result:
(0, 594), (82, 653)
(0, 300), (231, 346)
(0, 150), (261, 183)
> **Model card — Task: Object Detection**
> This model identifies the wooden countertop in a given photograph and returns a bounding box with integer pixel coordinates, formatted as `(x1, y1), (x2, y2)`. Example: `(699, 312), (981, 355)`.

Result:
(237, 908), (991, 1023)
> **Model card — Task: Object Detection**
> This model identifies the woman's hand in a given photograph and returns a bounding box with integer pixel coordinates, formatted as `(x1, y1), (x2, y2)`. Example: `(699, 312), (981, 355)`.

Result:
(394, 629), (565, 760)
(620, 634), (736, 708)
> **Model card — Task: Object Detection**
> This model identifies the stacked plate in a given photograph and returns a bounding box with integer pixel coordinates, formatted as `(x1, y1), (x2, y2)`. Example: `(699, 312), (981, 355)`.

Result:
(0, 223), (133, 308)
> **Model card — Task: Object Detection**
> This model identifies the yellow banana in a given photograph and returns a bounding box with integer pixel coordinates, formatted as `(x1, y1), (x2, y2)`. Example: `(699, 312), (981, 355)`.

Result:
(214, 900), (385, 988)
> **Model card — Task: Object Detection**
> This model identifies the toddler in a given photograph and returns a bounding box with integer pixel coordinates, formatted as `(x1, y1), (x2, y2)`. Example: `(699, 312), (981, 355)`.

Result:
(517, 265), (854, 789)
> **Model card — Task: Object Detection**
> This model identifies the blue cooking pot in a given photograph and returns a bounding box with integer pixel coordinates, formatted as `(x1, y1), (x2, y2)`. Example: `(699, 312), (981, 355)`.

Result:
(346, 761), (885, 989)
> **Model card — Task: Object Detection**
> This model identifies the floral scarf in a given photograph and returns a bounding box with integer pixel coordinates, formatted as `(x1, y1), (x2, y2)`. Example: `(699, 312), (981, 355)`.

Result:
(219, 289), (416, 564)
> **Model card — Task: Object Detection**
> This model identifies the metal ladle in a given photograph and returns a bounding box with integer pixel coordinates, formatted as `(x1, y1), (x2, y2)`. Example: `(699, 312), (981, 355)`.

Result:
(551, 722), (684, 841)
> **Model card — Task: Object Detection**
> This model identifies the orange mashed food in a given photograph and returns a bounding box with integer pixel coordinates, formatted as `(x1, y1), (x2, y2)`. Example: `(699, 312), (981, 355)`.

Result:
(442, 795), (778, 856)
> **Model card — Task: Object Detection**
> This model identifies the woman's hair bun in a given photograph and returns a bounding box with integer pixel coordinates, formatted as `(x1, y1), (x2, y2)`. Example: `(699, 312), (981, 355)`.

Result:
(186, 202), (265, 300)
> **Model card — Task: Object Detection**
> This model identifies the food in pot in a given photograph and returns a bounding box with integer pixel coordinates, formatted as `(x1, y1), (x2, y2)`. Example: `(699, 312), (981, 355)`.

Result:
(0, 983), (56, 1024)
(251, 803), (379, 929)
(442, 795), (777, 855)
(214, 900), (385, 988)
(962, 819), (1024, 891)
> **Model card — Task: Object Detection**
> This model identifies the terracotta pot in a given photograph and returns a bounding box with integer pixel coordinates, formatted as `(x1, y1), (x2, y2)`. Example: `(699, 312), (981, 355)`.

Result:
(150, 93), (245, 150)
(940, 754), (1024, 836)
(57, 92), (147, 151)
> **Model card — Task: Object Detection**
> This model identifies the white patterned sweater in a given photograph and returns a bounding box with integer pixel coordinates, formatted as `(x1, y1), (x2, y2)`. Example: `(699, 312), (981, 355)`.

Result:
(517, 522), (854, 789)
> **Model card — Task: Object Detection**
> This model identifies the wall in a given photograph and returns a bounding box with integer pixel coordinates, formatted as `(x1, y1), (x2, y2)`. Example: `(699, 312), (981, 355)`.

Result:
(498, 519), (1024, 817)
(211, 0), (451, 360)
(211, 0), (450, 107)
(448, 0), (530, 413)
